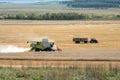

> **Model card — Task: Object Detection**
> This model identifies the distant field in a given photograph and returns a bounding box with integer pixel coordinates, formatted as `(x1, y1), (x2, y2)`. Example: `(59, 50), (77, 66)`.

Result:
(0, 20), (120, 50)
(0, 3), (120, 15)
(0, 2), (68, 10)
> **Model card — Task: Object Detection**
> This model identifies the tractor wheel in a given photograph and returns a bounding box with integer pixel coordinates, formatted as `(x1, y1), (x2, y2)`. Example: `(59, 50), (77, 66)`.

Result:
(95, 40), (98, 43)
(90, 41), (94, 43)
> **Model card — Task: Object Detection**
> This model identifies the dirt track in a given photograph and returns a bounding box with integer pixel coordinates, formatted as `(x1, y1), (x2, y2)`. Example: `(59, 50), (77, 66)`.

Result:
(0, 50), (120, 67)
(0, 50), (120, 60)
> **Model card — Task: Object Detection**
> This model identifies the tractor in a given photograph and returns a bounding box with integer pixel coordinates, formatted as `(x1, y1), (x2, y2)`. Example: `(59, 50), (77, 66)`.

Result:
(27, 38), (62, 52)
(90, 38), (98, 43)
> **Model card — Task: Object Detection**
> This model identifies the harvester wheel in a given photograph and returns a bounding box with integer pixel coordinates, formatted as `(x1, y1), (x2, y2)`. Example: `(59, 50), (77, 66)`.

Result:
(44, 48), (52, 51)
(35, 48), (41, 51)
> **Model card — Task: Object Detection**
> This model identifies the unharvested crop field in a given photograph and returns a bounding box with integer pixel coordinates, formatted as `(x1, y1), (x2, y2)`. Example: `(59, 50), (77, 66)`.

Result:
(0, 20), (120, 50)
(0, 20), (120, 67)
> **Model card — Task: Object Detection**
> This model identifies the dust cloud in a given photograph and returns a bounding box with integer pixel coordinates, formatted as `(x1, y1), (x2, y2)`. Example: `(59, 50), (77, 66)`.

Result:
(0, 45), (30, 53)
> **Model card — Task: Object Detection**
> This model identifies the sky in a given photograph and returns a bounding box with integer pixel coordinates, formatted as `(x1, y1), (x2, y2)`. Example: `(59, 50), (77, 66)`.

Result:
(0, 0), (68, 3)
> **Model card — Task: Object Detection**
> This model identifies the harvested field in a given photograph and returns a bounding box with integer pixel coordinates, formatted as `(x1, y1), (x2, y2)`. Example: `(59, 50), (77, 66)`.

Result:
(0, 20), (120, 67)
(0, 50), (120, 60)
(0, 50), (120, 67)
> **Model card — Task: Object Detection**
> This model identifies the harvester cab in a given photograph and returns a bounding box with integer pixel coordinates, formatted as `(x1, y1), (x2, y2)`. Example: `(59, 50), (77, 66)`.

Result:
(27, 38), (62, 52)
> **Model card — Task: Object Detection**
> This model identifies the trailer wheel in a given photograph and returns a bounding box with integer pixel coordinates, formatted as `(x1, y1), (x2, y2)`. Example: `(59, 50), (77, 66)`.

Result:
(84, 41), (88, 43)
(95, 40), (98, 43)
(75, 41), (80, 44)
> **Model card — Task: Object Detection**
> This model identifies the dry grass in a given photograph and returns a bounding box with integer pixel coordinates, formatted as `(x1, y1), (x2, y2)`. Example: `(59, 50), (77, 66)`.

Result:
(0, 59), (120, 68)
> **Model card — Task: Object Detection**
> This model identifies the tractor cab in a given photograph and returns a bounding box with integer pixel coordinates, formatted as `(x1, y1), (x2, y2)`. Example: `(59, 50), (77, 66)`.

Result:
(90, 38), (98, 43)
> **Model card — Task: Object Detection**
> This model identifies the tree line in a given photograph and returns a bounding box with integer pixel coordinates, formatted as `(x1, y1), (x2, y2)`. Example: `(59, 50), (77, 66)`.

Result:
(60, 0), (120, 8)
(0, 13), (120, 20)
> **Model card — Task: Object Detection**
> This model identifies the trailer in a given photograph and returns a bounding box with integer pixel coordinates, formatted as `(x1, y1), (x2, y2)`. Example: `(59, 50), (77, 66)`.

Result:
(73, 38), (88, 43)
(73, 38), (98, 44)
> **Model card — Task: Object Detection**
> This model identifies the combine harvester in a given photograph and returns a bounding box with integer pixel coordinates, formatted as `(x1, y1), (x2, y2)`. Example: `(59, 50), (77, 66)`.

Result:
(27, 38), (62, 52)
